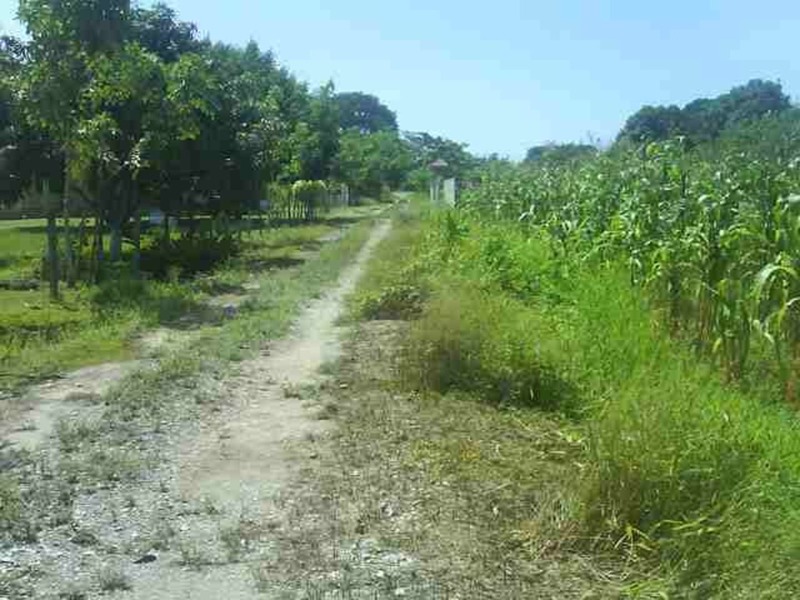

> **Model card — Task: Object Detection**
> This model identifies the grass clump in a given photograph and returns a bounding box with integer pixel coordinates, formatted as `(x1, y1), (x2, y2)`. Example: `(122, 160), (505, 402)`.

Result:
(97, 565), (132, 592)
(403, 283), (572, 411)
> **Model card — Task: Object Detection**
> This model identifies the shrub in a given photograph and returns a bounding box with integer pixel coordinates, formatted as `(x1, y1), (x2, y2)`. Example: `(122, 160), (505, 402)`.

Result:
(140, 235), (239, 279)
(402, 282), (573, 411)
(357, 283), (425, 320)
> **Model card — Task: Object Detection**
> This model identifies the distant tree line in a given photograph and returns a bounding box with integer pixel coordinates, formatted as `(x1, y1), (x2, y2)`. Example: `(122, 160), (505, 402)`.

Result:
(524, 79), (795, 163)
(0, 1), (478, 217)
(0, 0), (483, 298)
(616, 79), (793, 145)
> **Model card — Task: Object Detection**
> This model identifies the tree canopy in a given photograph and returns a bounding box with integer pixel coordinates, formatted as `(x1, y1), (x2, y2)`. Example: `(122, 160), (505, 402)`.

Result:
(525, 143), (598, 164)
(334, 91), (397, 134)
(617, 79), (792, 145)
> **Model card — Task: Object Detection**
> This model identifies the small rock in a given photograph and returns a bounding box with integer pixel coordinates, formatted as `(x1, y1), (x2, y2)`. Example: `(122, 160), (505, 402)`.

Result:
(134, 551), (158, 564)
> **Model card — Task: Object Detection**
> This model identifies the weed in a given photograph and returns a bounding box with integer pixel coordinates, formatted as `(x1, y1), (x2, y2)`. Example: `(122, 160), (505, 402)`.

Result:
(55, 418), (102, 453)
(316, 402), (339, 420)
(70, 527), (99, 547)
(219, 515), (262, 563)
(58, 584), (88, 600)
(97, 565), (132, 592)
(0, 474), (21, 533)
(403, 282), (574, 411)
(178, 539), (214, 570)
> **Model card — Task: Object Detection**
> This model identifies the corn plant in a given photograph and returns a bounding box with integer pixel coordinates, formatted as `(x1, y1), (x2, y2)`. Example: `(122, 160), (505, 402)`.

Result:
(460, 121), (800, 398)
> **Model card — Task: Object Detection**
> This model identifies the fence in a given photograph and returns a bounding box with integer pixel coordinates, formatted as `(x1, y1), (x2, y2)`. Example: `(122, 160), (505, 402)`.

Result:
(260, 182), (350, 223)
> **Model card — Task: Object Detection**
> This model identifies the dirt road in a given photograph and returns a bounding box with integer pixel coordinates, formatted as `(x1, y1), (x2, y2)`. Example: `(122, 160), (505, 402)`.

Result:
(123, 219), (391, 598)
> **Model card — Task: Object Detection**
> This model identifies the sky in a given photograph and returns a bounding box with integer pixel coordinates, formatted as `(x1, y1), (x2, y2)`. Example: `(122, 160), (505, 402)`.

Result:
(2, 0), (799, 159)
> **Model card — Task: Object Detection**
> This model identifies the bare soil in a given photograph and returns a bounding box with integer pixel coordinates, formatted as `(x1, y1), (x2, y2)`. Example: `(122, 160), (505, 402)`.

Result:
(1, 361), (148, 451)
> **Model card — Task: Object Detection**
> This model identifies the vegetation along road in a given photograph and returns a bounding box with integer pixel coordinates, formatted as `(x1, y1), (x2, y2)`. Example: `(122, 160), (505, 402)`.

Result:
(3, 0), (800, 598)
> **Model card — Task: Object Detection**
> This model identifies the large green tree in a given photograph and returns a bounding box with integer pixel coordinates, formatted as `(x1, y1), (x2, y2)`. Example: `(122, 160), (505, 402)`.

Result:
(335, 91), (397, 134)
(335, 129), (411, 197)
(131, 2), (201, 63)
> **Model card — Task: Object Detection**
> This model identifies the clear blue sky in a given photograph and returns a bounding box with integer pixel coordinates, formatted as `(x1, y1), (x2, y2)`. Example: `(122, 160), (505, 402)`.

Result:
(2, 0), (799, 158)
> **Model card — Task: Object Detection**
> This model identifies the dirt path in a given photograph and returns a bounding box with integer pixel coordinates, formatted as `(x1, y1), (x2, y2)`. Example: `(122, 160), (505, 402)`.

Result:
(116, 219), (391, 599)
(1, 361), (148, 451)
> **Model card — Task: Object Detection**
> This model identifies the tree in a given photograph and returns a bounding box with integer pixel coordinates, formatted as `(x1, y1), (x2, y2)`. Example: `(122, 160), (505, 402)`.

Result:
(617, 79), (792, 146)
(294, 82), (340, 180)
(525, 143), (597, 164)
(335, 91), (397, 134)
(70, 42), (169, 261)
(131, 2), (200, 63)
(403, 131), (475, 177)
(681, 98), (728, 143)
(724, 79), (791, 126)
(335, 130), (411, 197)
(617, 105), (684, 144)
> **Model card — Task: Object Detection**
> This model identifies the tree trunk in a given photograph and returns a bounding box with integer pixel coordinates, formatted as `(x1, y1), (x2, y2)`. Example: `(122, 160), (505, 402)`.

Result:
(110, 221), (122, 262)
(75, 217), (87, 281)
(93, 213), (105, 283)
(46, 214), (59, 299)
(63, 162), (76, 288)
(131, 212), (141, 277)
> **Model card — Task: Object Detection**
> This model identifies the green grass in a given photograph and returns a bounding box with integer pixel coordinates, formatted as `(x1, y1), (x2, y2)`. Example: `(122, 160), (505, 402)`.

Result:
(0, 219), (46, 280)
(257, 207), (627, 596)
(101, 217), (375, 420)
(347, 198), (428, 321)
(399, 209), (800, 597)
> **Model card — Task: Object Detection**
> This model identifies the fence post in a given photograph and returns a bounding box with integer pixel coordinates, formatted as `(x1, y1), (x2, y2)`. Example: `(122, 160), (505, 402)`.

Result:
(46, 213), (59, 299)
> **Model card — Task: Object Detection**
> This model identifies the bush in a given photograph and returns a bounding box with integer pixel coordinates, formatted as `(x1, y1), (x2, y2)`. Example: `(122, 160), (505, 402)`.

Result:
(140, 235), (239, 279)
(402, 282), (574, 411)
(358, 283), (425, 320)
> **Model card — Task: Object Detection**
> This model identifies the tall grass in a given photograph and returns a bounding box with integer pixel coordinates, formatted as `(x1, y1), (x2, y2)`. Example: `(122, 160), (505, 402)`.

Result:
(403, 210), (800, 597)
(403, 283), (574, 411)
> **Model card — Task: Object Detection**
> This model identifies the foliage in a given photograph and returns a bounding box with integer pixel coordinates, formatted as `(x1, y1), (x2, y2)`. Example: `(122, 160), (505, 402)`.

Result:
(291, 179), (327, 220)
(403, 282), (572, 410)
(334, 91), (397, 134)
(406, 205), (800, 596)
(351, 206), (427, 320)
(335, 130), (412, 197)
(618, 78), (792, 144)
(403, 131), (476, 180)
(3, 0), (419, 223)
(462, 116), (800, 396)
(525, 142), (598, 164)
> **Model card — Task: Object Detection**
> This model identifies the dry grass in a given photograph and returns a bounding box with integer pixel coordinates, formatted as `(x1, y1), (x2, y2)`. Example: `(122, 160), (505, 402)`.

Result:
(255, 319), (629, 598)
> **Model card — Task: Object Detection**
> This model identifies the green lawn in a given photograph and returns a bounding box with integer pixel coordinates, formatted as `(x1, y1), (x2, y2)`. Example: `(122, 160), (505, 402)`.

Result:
(0, 219), (47, 280)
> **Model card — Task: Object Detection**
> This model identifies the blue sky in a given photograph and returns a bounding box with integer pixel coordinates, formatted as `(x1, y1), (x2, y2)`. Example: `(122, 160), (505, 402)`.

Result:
(2, 1), (799, 158)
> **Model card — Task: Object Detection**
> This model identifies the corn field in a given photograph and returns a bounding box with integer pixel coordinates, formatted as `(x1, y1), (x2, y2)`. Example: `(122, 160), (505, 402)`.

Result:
(461, 118), (800, 398)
